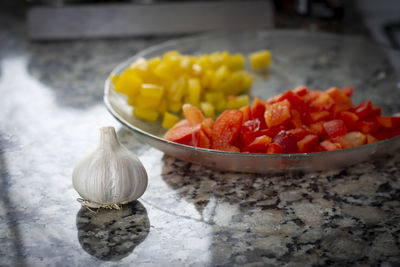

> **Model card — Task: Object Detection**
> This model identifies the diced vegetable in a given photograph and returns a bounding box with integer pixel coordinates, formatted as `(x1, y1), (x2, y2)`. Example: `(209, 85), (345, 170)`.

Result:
(182, 104), (205, 126)
(333, 131), (366, 148)
(162, 112), (180, 129)
(323, 119), (348, 138)
(211, 110), (243, 152)
(377, 116), (400, 128)
(196, 129), (211, 149)
(187, 78), (202, 106)
(272, 130), (298, 153)
(252, 97), (267, 129)
(320, 140), (341, 151)
(297, 134), (319, 153)
(226, 95), (250, 109)
(164, 86), (400, 154)
(164, 119), (200, 146)
(267, 143), (284, 154)
(140, 83), (164, 99)
(200, 102), (215, 118)
(249, 50), (271, 70)
(133, 107), (159, 122)
(246, 135), (272, 153)
(113, 51), (258, 122)
(265, 100), (291, 128)
(114, 69), (142, 96)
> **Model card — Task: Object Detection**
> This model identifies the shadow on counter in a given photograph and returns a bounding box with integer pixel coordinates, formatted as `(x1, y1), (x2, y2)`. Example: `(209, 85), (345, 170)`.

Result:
(0, 136), (27, 267)
(76, 200), (150, 261)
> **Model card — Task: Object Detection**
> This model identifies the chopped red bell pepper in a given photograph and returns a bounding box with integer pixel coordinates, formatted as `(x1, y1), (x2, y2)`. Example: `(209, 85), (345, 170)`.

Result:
(246, 135), (272, 153)
(297, 134), (319, 153)
(251, 97), (267, 129)
(272, 130), (298, 153)
(277, 90), (304, 107)
(293, 86), (308, 96)
(332, 131), (366, 148)
(326, 87), (352, 109)
(239, 119), (261, 146)
(239, 104), (253, 122)
(309, 121), (326, 136)
(165, 86), (400, 154)
(375, 128), (400, 140)
(310, 92), (335, 111)
(356, 120), (380, 134)
(309, 110), (330, 122)
(339, 111), (359, 130)
(377, 116), (400, 129)
(353, 101), (373, 119)
(200, 118), (214, 138)
(211, 110), (243, 152)
(366, 134), (378, 144)
(196, 129), (211, 148)
(341, 86), (354, 97)
(320, 140), (342, 151)
(265, 99), (291, 128)
(323, 119), (348, 138)
(164, 119), (201, 146)
(182, 104), (204, 126)
(290, 109), (303, 128)
(266, 143), (284, 154)
(369, 106), (381, 118)
(289, 127), (309, 141)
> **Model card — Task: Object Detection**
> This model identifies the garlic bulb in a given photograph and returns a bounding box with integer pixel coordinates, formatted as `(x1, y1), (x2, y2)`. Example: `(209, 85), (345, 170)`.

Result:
(72, 127), (148, 209)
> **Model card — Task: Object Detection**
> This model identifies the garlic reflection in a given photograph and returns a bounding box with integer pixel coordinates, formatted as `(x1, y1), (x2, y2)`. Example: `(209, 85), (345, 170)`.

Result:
(72, 127), (148, 208)
(76, 201), (150, 261)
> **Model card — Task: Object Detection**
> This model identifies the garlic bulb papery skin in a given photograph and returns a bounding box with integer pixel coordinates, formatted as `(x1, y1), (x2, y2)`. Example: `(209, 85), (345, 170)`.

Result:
(72, 127), (148, 209)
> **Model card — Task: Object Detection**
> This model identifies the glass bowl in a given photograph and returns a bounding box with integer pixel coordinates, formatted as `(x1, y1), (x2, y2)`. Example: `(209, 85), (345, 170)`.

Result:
(104, 30), (400, 173)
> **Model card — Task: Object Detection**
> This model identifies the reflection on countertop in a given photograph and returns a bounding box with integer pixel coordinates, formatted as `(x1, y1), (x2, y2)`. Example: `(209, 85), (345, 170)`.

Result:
(0, 4), (400, 267)
(76, 201), (150, 261)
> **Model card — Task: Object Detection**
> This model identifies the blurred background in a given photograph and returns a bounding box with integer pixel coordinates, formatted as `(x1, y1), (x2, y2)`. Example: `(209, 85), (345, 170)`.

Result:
(0, 0), (398, 49)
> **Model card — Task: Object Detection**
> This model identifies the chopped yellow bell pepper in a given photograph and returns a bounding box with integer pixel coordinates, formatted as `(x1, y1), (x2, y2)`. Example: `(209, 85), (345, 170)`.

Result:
(211, 65), (230, 91)
(114, 69), (142, 96)
(200, 69), (214, 90)
(226, 94), (250, 109)
(236, 70), (253, 91)
(187, 78), (202, 106)
(130, 57), (148, 71)
(163, 50), (180, 61)
(197, 55), (213, 71)
(162, 112), (180, 129)
(200, 102), (215, 118)
(205, 92), (226, 113)
(209, 52), (224, 69)
(249, 50), (271, 70)
(113, 50), (258, 123)
(218, 72), (243, 95)
(140, 83), (164, 100)
(167, 76), (186, 102)
(127, 95), (135, 106)
(228, 54), (245, 71)
(110, 75), (119, 84)
(168, 100), (182, 113)
(153, 62), (174, 79)
(134, 94), (160, 109)
(148, 57), (162, 71)
(157, 99), (168, 114)
(133, 107), (159, 122)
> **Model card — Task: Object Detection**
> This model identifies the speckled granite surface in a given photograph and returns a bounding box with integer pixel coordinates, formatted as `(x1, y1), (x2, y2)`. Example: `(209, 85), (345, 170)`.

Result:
(1, 7), (400, 267)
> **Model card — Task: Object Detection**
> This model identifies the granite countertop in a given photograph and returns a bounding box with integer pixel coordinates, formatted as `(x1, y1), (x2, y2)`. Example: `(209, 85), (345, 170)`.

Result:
(1, 8), (400, 267)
